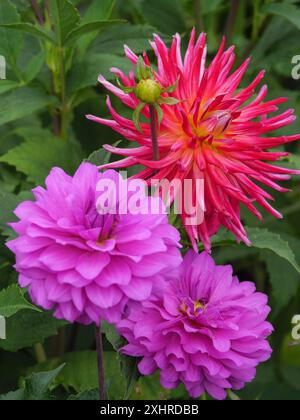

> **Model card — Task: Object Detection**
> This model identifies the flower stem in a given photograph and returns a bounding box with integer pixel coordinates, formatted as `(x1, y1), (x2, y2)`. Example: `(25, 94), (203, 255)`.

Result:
(224, 0), (241, 40)
(30, 0), (45, 25)
(149, 105), (160, 161)
(95, 323), (106, 400)
(34, 343), (47, 364)
(194, 0), (205, 32)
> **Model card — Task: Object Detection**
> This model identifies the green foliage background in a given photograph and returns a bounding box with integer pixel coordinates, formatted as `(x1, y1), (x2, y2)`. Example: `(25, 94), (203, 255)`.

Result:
(0, 0), (300, 400)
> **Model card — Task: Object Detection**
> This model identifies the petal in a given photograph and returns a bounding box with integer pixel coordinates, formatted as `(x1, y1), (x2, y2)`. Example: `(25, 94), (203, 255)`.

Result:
(76, 252), (110, 280)
(86, 284), (123, 308)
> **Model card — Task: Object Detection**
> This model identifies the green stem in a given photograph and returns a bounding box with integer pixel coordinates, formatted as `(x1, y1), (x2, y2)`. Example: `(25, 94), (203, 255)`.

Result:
(34, 343), (47, 364)
(149, 105), (160, 161)
(30, 0), (45, 25)
(194, 0), (205, 32)
(224, 0), (241, 40)
(59, 47), (69, 141)
(95, 323), (105, 400)
(200, 392), (207, 401)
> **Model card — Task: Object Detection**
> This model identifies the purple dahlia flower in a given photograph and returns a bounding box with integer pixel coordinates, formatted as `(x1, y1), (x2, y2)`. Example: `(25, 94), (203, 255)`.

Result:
(118, 250), (273, 400)
(7, 163), (182, 325)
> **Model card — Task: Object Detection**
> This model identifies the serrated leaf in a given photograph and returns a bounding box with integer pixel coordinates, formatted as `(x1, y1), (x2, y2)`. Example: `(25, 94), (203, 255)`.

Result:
(102, 322), (140, 400)
(0, 80), (20, 95)
(121, 356), (140, 400)
(23, 365), (65, 400)
(0, 128), (84, 184)
(262, 252), (299, 314)
(27, 351), (126, 397)
(0, 0), (23, 69)
(68, 389), (99, 400)
(78, 0), (117, 52)
(48, 0), (80, 46)
(65, 20), (124, 47)
(0, 23), (55, 44)
(247, 227), (300, 276)
(0, 285), (40, 318)
(90, 24), (158, 55)
(68, 53), (132, 94)
(0, 190), (22, 232)
(0, 310), (66, 352)
(140, 0), (186, 35)
(23, 51), (45, 83)
(263, 3), (300, 31)
(0, 87), (55, 126)
(85, 141), (122, 166)
(102, 321), (124, 351)
(0, 365), (65, 401)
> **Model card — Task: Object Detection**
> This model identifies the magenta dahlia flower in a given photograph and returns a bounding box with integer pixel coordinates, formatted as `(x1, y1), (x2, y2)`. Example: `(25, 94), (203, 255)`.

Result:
(7, 163), (182, 325)
(87, 30), (300, 251)
(118, 250), (273, 400)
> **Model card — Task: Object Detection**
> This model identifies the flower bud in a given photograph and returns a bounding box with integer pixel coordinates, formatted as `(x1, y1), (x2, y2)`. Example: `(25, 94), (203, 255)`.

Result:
(136, 79), (162, 104)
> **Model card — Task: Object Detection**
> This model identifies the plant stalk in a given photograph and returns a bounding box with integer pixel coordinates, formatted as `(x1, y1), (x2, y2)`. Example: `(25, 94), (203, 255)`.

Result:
(95, 323), (106, 400)
(194, 0), (205, 32)
(224, 0), (241, 40)
(34, 343), (47, 364)
(30, 0), (45, 25)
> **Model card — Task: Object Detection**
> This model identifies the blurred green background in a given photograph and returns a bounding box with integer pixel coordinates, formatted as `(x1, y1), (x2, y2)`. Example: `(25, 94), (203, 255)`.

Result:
(0, 0), (300, 400)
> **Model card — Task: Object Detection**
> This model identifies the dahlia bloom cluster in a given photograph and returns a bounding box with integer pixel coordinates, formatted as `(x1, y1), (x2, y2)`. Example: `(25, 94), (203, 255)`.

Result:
(7, 30), (281, 400)
(118, 251), (273, 400)
(87, 29), (300, 251)
(7, 163), (182, 325)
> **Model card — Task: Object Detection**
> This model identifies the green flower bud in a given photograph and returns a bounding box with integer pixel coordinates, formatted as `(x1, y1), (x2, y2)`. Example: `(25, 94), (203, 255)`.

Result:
(135, 79), (162, 105)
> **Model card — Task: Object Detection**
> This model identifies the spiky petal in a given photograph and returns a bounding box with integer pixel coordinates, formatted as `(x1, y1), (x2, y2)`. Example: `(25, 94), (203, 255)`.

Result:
(87, 30), (300, 251)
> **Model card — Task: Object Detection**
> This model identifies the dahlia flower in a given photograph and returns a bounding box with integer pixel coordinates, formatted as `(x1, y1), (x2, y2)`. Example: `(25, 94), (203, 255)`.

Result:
(118, 250), (273, 400)
(87, 30), (300, 251)
(7, 163), (182, 325)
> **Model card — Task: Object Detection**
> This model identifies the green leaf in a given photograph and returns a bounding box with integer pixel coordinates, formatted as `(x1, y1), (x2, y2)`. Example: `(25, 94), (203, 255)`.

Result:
(0, 285), (40, 318)
(68, 53), (132, 94)
(83, 0), (116, 21)
(48, 0), (80, 46)
(0, 190), (22, 233)
(78, 0), (117, 52)
(0, 365), (65, 400)
(102, 323), (140, 400)
(23, 51), (45, 83)
(0, 311), (66, 352)
(247, 227), (300, 276)
(0, 128), (84, 184)
(102, 321), (124, 351)
(211, 227), (300, 276)
(263, 252), (299, 314)
(85, 142), (121, 166)
(85, 149), (107, 166)
(65, 20), (124, 47)
(28, 351), (126, 397)
(0, 23), (56, 44)
(68, 389), (99, 400)
(23, 365), (66, 400)
(140, 0), (186, 35)
(121, 356), (140, 400)
(0, 80), (20, 95)
(201, 0), (224, 15)
(91, 24), (158, 55)
(0, 87), (55, 126)
(0, 389), (24, 400)
(263, 3), (300, 31)
(0, 0), (23, 69)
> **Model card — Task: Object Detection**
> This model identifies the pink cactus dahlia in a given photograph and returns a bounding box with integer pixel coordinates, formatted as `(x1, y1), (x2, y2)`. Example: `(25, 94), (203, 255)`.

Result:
(87, 30), (300, 251)
(7, 163), (182, 325)
(118, 250), (273, 400)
